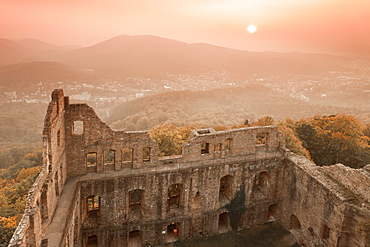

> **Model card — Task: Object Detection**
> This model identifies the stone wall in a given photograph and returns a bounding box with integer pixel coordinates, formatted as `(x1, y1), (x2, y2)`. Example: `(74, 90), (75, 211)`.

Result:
(8, 89), (370, 247)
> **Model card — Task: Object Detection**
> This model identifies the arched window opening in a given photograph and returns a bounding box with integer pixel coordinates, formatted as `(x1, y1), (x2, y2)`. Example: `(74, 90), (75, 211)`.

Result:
(54, 172), (59, 197)
(218, 212), (231, 233)
(192, 191), (201, 209)
(40, 188), (48, 223)
(290, 215), (301, 229)
(219, 175), (233, 205)
(57, 130), (60, 146)
(166, 222), (179, 242)
(320, 224), (330, 239)
(251, 171), (270, 200)
(268, 204), (278, 221)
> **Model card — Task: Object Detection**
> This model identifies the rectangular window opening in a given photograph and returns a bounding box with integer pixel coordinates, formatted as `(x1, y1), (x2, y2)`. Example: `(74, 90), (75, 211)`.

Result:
(86, 153), (97, 167)
(256, 132), (268, 145)
(225, 138), (232, 154)
(73, 121), (84, 135)
(57, 130), (60, 146)
(129, 189), (142, 212)
(201, 143), (210, 154)
(122, 148), (133, 163)
(87, 196), (100, 212)
(143, 147), (151, 162)
(104, 149), (115, 165)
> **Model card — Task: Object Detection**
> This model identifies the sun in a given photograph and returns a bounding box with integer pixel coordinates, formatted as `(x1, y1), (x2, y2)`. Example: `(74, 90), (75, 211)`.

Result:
(247, 24), (257, 34)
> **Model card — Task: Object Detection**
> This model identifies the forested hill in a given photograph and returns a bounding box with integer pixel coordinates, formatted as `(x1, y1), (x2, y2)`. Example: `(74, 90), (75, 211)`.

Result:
(64, 35), (346, 79)
(106, 84), (359, 131)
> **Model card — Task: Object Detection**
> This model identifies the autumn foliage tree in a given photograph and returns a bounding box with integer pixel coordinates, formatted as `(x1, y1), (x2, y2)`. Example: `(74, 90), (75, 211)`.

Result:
(294, 114), (370, 168)
(150, 124), (198, 156)
(0, 151), (42, 246)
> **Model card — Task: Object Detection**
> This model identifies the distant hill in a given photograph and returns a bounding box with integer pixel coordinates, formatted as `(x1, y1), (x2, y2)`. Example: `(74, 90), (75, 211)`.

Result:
(0, 61), (98, 93)
(0, 38), (80, 64)
(106, 84), (359, 130)
(64, 35), (348, 79)
(17, 39), (80, 51)
(0, 39), (38, 63)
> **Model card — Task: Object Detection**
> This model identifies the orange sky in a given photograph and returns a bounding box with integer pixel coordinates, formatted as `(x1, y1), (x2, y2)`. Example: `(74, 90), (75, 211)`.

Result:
(1, 0), (370, 55)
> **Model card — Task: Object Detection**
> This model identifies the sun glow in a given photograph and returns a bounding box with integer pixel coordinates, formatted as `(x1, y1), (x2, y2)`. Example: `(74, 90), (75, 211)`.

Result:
(247, 24), (257, 33)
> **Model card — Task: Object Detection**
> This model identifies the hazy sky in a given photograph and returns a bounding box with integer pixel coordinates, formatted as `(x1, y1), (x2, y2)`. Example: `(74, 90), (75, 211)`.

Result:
(2, 0), (370, 55)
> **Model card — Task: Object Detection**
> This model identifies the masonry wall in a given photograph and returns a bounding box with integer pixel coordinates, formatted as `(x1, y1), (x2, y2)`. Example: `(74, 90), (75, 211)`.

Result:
(9, 89), (68, 247)
(279, 156), (370, 247)
(76, 157), (283, 246)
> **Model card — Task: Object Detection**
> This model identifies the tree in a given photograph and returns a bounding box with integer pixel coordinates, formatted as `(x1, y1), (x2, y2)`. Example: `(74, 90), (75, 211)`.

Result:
(294, 115), (370, 168)
(0, 216), (17, 246)
(278, 125), (311, 160)
(252, 116), (274, 126)
(150, 124), (194, 156)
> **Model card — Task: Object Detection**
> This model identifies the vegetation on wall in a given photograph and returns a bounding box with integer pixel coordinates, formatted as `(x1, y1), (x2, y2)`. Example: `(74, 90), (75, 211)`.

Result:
(225, 185), (246, 230)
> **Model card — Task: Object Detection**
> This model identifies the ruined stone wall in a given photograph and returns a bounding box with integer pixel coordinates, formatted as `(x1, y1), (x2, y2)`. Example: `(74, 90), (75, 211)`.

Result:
(279, 156), (370, 247)
(9, 89), (68, 247)
(76, 157), (283, 246)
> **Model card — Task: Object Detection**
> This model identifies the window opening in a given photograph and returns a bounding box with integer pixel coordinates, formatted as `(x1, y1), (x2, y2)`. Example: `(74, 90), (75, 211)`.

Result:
(104, 149), (115, 165)
(290, 215), (301, 229)
(255, 171), (269, 188)
(166, 223), (179, 242)
(219, 175), (233, 205)
(87, 196), (100, 212)
(214, 143), (222, 152)
(87, 235), (98, 247)
(128, 230), (142, 247)
(86, 153), (97, 167)
(73, 121), (84, 135)
(129, 189), (142, 212)
(320, 224), (330, 239)
(192, 191), (201, 209)
(168, 184), (181, 208)
(57, 130), (60, 146)
(218, 212), (230, 233)
(143, 147), (151, 162)
(40, 188), (48, 222)
(54, 172), (59, 197)
(41, 239), (48, 247)
(201, 143), (210, 154)
(225, 138), (232, 154)
(122, 148), (133, 162)
(268, 204), (278, 221)
(256, 132), (268, 145)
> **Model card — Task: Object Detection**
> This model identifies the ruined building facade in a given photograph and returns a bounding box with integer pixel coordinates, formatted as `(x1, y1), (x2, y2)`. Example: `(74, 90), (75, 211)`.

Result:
(9, 89), (370, 247)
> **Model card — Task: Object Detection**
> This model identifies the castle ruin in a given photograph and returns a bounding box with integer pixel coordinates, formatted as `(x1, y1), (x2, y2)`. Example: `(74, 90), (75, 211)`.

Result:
(8, 89), (370, 247)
